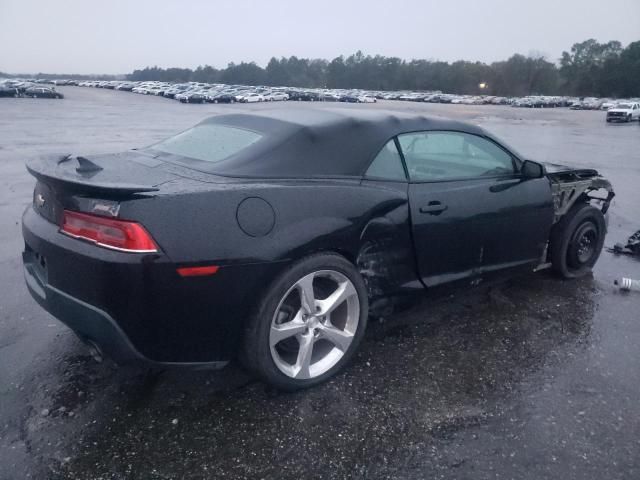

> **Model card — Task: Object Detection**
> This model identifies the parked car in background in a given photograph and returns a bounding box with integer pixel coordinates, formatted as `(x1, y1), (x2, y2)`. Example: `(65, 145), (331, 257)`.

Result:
(163, 84), (190, 98)
(320, 92), (341, 102)
(339, 93), (360, 103)
(357, 95), (377, 103)
(177, 91), (207, 104)
(289, 90), (320, 101)
(207, 92), (237, 103)
(24, 87), (64, 99)
(606, 102), (640, 122)
(0, 86), (19, 97)
(115, 83), (136, 92)
(263, 91), (289, 101)
(600, 99), (617, 110)
(241, 92), (265, 103)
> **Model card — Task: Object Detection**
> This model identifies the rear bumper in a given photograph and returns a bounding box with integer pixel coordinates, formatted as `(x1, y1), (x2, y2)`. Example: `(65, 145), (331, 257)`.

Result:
(23, 255), (227, 369)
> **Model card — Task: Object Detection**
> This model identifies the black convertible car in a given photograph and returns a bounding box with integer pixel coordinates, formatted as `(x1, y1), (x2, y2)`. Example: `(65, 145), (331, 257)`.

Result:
(22, 109), (614, 390)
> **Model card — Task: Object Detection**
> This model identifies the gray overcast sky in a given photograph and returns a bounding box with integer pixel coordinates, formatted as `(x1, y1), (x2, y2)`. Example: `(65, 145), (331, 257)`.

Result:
(1, 0), (639, 74)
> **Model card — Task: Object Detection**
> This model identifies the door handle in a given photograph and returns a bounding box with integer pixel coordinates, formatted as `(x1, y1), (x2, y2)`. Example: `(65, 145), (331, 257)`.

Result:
(419, 202), (448, 215)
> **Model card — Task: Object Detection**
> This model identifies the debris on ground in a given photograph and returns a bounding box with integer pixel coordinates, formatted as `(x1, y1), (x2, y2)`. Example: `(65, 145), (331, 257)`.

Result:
(611, 230), (640, 256)
(614, 278), (640, 292)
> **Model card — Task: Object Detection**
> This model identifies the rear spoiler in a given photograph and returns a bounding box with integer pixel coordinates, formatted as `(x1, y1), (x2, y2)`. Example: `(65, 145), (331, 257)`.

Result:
(26, 154), (160, 196)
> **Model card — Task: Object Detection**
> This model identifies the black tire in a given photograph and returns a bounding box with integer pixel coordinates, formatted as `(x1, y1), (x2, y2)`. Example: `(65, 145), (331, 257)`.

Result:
(550, 203), (606, 279)
(627, 114), (632, 123)
(242, 253), (369, 391)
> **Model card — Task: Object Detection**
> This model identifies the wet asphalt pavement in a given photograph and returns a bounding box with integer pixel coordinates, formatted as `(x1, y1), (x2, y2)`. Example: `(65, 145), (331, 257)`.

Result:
(1, 87), (639, 479)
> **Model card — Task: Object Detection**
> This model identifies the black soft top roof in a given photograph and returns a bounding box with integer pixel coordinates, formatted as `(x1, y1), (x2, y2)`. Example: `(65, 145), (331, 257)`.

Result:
(174, 108), (496, 178)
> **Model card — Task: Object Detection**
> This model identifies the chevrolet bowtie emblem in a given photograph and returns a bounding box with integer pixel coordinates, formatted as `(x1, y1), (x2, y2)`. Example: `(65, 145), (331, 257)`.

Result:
(35, 193), (46, 207)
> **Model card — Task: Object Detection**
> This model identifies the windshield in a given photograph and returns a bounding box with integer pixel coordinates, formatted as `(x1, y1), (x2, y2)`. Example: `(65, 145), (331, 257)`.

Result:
(150, 124), (262, 163)
(616, 104), (631, 109)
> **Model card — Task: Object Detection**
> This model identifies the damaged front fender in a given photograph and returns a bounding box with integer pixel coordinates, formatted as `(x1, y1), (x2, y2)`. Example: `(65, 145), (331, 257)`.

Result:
(547, 167), (615, 222)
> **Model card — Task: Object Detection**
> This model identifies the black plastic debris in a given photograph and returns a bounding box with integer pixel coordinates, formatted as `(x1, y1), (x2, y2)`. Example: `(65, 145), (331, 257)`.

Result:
(612, 230), (640, 256)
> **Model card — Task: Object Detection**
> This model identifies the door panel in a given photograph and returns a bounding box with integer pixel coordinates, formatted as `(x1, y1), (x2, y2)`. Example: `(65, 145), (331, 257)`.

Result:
(409, 176), (553, 287)
(477, 177), (553, 272)
(401, 130), (554, 287)
(409, 179), (489, 286)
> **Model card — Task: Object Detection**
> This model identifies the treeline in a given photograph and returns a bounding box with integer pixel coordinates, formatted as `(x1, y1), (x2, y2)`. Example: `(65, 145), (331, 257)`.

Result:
(129, 39), (640, 98)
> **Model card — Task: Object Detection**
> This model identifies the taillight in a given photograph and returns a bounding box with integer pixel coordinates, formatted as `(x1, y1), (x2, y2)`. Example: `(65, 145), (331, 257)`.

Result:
(61, 210), (158, 253)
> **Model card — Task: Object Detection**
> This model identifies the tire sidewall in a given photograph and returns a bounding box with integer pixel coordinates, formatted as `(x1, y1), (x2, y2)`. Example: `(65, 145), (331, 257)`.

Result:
(550, 203), (606, 278)
(243, 253), (369, 391)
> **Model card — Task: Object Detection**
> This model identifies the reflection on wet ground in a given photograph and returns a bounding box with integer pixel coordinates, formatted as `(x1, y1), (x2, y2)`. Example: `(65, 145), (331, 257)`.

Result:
(1, 88), (639, 479)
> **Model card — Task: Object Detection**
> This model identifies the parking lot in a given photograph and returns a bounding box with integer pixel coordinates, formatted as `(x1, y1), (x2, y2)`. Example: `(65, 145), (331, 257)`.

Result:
(1, 86), (639, 479)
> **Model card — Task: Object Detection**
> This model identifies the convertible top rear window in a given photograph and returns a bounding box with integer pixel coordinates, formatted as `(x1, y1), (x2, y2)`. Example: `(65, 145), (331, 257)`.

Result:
(143, 111), (508, 179)
(151, 124), (262, 164)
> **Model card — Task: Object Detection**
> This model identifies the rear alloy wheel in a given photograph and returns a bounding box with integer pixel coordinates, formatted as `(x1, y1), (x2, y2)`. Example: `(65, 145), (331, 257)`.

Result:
(243, 254), (368, 390)
(550, 203), (606, 278)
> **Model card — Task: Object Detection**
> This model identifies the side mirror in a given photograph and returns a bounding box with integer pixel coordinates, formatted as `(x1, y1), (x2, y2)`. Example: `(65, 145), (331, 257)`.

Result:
(521, 160), (545, 179)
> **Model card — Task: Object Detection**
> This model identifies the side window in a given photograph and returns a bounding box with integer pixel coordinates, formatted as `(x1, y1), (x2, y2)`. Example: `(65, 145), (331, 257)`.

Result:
(397, 131), (515, 182)
(365, 139), (407, 181)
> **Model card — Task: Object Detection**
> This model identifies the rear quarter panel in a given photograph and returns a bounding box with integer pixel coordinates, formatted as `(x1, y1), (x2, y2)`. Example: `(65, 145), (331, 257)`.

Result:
(120, 179), (419, 308)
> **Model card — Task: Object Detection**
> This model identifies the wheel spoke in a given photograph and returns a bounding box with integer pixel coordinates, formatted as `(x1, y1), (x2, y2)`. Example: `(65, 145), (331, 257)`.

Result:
(294, 334), (314, 378)
(320, 325), (354, 352)
(270, 311), (307, 347)
(297, 273), (316, 314)
(316, 280), (357, 316)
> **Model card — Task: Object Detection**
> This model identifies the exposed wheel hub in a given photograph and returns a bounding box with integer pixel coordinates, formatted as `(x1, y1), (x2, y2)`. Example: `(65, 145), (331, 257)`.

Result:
(568, 220), (598, 268)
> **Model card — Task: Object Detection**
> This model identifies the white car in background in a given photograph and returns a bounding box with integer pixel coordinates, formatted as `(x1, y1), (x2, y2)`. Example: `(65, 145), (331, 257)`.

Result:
(263, 91), (289, 101)
(232, 91), (252, 102)
(606, 102), (640, 122)
(600, 99), (617, 110)
(357, 95), (377, 103)
(241, 92), (265, 103)
(132, 85), (157, 94)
